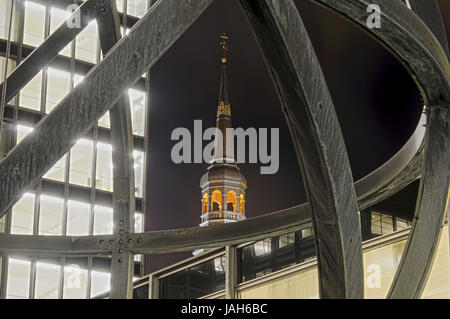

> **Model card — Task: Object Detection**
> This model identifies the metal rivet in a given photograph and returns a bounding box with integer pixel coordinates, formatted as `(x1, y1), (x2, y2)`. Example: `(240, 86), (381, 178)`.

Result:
(137, 238), (142, 243)
(118, 259), (122, 263)
(119, 230), (125, 235)
(119, 220), (124, 226)
(128, 238), (133, 244)
(109, 239), (114, 245)
(119, 239), (124, 245)
(99, 240), (104, 245)
(100, 7), (106, 12)
(118, 249), (123, 254)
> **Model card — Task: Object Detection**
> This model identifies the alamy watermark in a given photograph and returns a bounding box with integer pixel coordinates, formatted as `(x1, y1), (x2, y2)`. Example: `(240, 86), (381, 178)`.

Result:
(66, 4), (81, 29)
(367, 4), (381, 29)
(171, 120), (279, 175)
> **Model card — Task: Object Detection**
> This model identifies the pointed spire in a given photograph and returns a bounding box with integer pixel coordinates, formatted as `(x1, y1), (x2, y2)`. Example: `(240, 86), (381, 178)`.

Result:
(217, 33), (231, 118)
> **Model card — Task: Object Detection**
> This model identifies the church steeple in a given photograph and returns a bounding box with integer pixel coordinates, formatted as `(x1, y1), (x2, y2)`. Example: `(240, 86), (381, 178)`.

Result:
(199, 33), (247, 228)
(214, 33), (234, 164)
(217, 33), (231, 118)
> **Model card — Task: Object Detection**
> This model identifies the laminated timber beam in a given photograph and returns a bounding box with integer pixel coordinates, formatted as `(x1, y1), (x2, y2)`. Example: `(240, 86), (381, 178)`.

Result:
(96, 0), (135, 299)
(310, 0), (450, 299)
(240, 0), (364, 299)
(0, 204), (312, 256)
(0, 233), (112, 256)
(0, 0), (100, 105)
(129, 203), (312, 255)
(0, 0), (216, 218)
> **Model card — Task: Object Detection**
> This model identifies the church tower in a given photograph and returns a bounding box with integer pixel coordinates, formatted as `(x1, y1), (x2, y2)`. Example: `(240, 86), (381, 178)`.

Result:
(199, 33), (247, 227)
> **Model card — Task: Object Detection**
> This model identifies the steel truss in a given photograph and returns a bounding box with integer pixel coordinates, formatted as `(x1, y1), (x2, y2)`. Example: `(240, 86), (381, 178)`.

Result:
(0, 0), (448, 299)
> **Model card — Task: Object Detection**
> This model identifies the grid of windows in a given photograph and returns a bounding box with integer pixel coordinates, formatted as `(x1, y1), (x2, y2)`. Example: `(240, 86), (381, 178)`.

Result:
(370, 212), (411, 236)
(0, 0), (151, 298)
(239, 228), (316, 282)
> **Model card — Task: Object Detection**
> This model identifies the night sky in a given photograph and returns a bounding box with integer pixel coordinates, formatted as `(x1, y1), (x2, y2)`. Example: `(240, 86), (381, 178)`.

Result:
(144, 0), (450, 274)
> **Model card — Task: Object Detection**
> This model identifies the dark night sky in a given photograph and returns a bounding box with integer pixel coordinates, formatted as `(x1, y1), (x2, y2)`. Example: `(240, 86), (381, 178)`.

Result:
(144, 0), (450, 273)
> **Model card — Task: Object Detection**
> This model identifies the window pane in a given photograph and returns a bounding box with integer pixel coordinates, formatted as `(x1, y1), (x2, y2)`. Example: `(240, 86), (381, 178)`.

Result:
(63, 263), (88, 299)
(98, 111), (110, 129)
(301, 227), (313, 238)
(93, 205), (113, 235)
(46, 67), (71, 113)
(16, 124), (34, 144)
(38, 195), (64, 236)
(35, 261), (60, 299)
(0, 0), (19, 41)
(254, 238), (272, 256)
(0, 214), (5, 233)
(134, 150), (144, 197)
(75, 19), (98, 63)
(6, 258), (31, 299)
(129, 88), (146, 136)
(74, 73), (84, 88)
(116, 0), (124, 12)
(23, 1), (46, 47)
(50, 7), (72, 57)
(396, 219), (409, 230)
(91, 270), (110, 297)
(96, 142), (113, 192)
(69, 138), (93, 187)
(279, 232), (295, 248)
(67, 200), (91, 236)
(127, 0), (149, 18)
(11, 193), (35, 235)
(134, 212), (143, 261)
(0, 57), (16, 80)
(43, 154), (66, 182)
(19, 70), (42, 111)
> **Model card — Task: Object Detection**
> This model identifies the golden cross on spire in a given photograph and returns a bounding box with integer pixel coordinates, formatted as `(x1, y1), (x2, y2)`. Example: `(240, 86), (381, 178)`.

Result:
(220, 33), (229, 64)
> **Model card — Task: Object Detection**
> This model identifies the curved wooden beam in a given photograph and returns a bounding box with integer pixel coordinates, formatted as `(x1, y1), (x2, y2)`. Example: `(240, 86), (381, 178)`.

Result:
(0, 233), (112, 256)
(0, 204), (312, 256)
(129, 204), (312, 254)
(240, 0), (363, 299)
(355, 114), (426, 210)
(311, 0), (450, 299)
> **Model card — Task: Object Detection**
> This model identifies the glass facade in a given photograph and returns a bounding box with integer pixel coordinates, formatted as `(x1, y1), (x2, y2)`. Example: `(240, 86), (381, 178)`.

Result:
(159, 255), (226, 299)
(239, 228), (316, 282)
(0, 0), (150, 299)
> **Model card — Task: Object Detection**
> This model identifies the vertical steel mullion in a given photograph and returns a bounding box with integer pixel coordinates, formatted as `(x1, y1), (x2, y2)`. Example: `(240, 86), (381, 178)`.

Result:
(29, 257), (37, 299)
(33, 184), (42, 235)
(87, 11), (102, 296)
(86, 256), (93, 299)
(139, 0), (153, 279)
(1, 0), (25, 300)
(0, 0), (15, 137)
(58, 256), (65, 299)
(225, 245), (237, 299)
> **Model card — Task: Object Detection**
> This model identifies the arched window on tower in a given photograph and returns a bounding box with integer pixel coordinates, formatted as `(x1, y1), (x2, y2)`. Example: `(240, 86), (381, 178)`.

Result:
(211, 190), (222, 211)
(202, 193), (208, 214)
(226, 191), (237, 212)
(240, 194), (245, 215)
